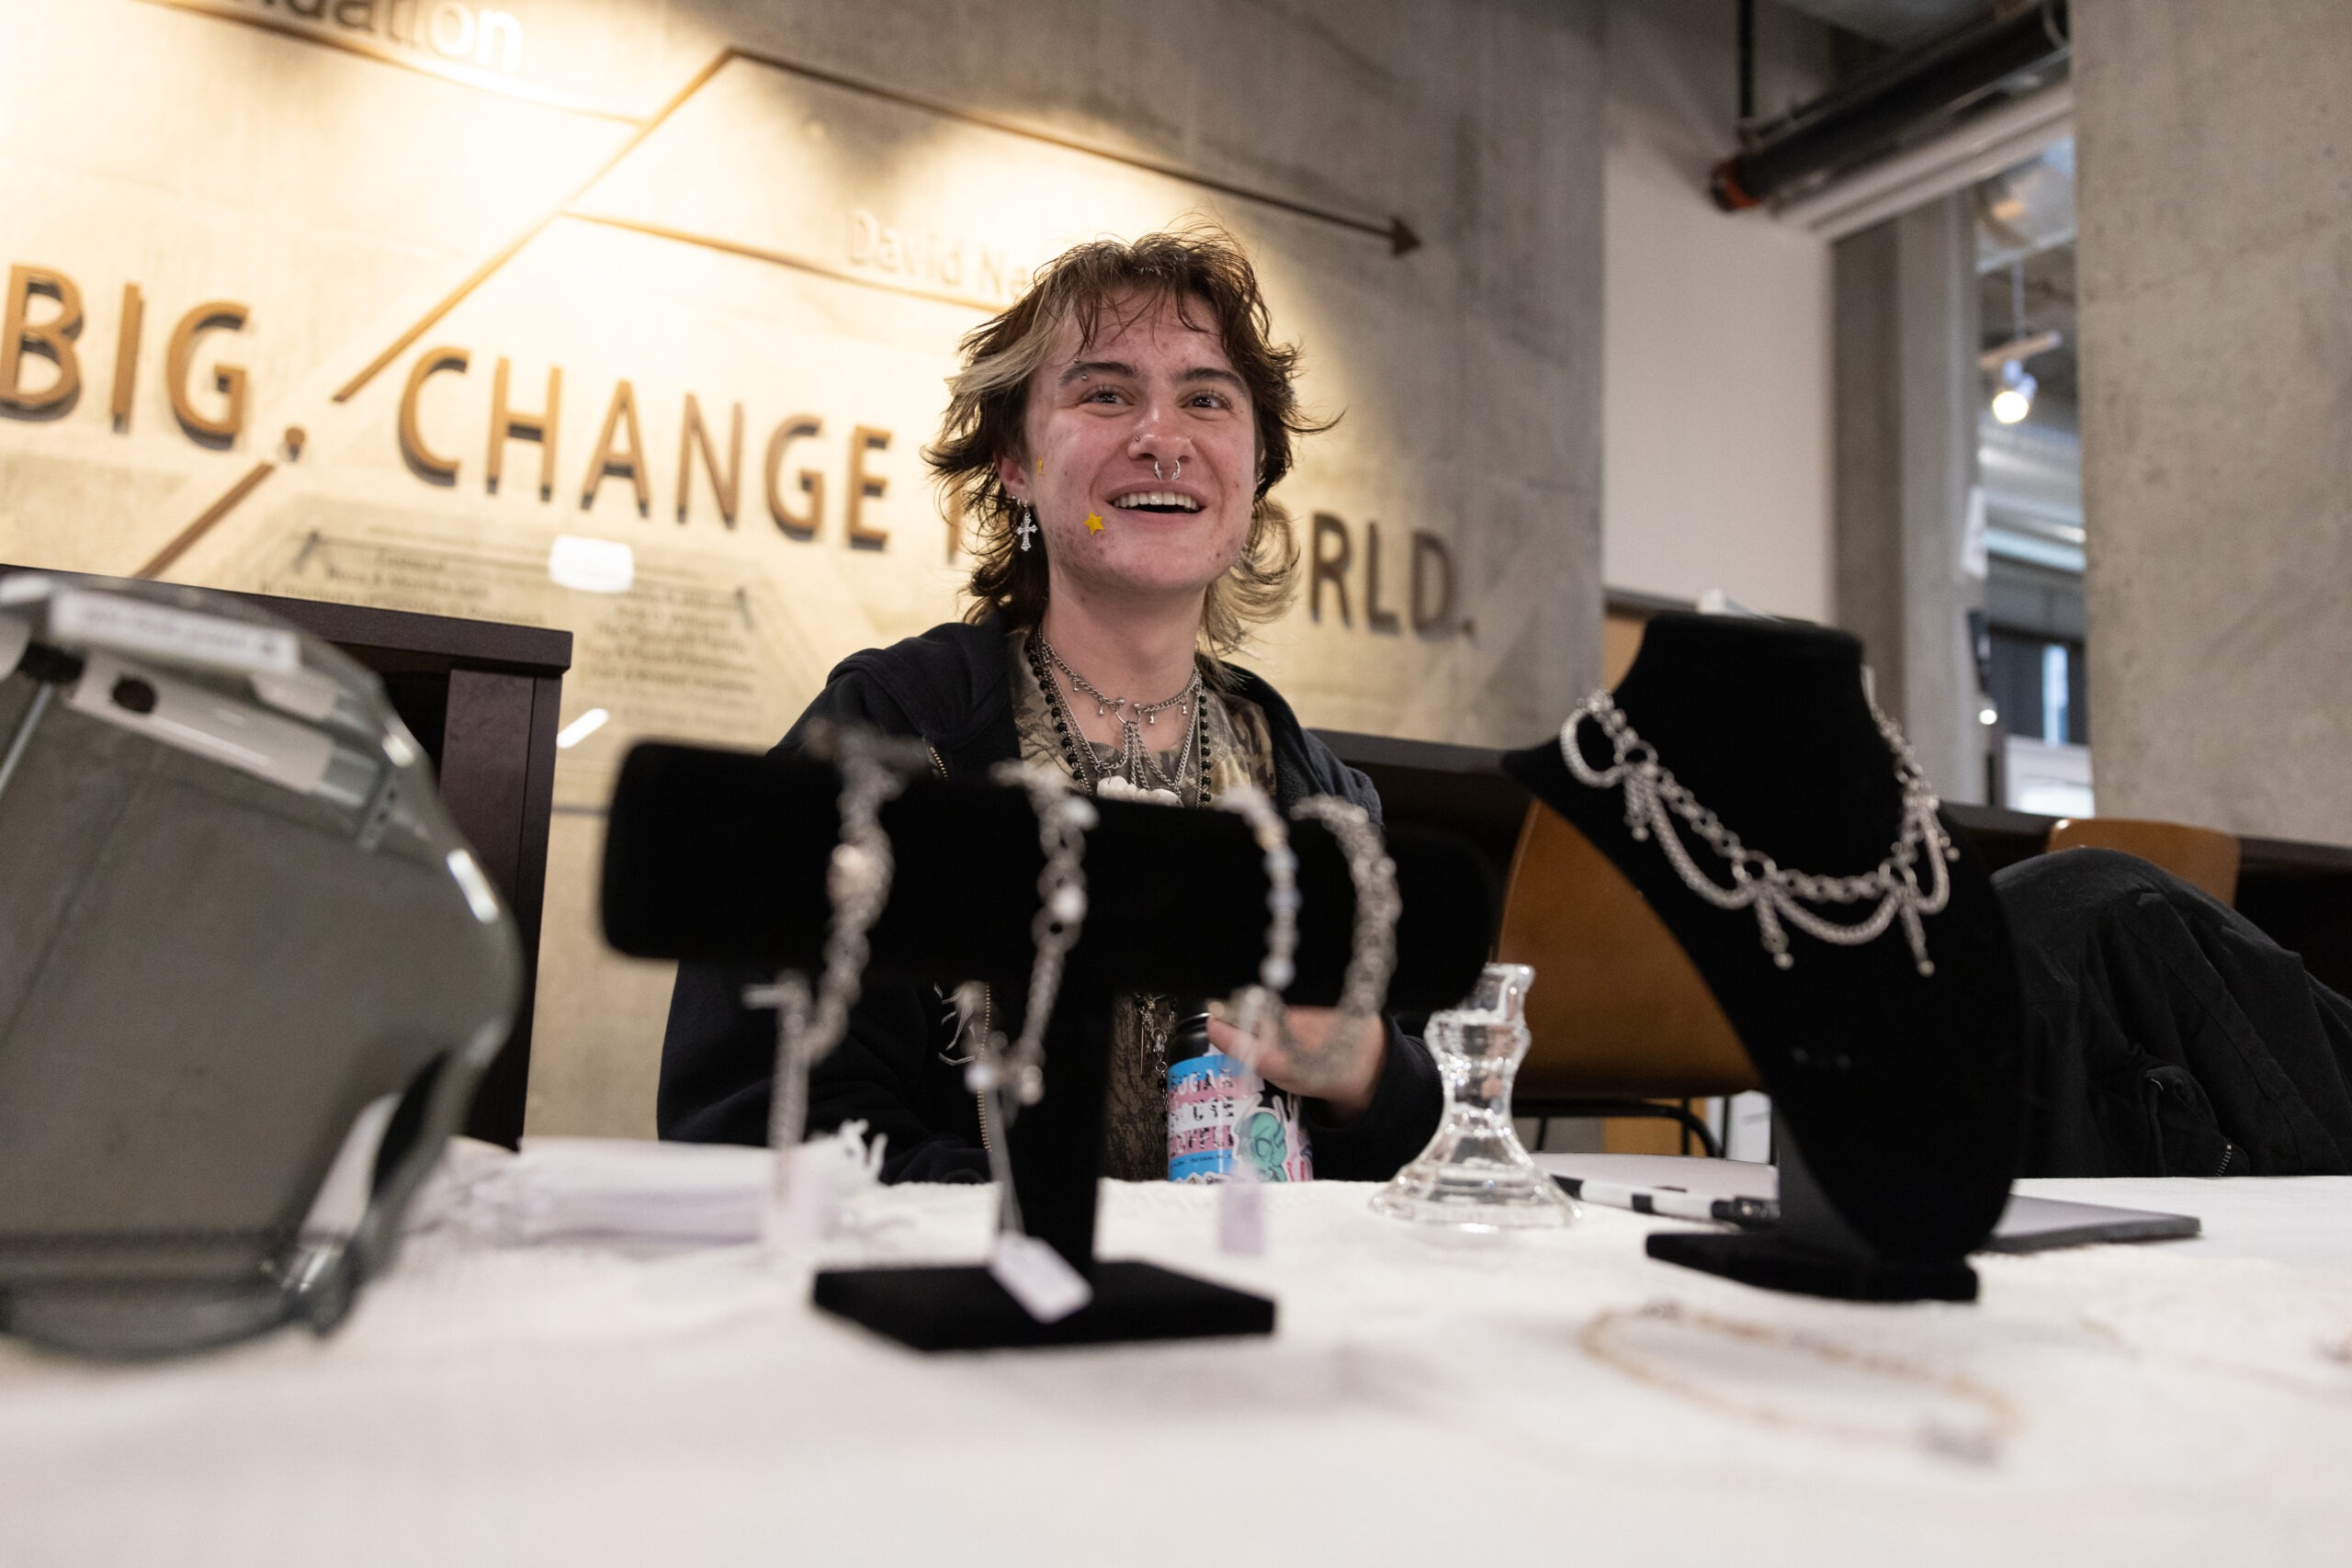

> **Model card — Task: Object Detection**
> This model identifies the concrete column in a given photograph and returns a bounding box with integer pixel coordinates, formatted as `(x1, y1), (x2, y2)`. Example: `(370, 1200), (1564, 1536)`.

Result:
(2075, 0), (2352, 844)
(1833, 195), (1985, 802)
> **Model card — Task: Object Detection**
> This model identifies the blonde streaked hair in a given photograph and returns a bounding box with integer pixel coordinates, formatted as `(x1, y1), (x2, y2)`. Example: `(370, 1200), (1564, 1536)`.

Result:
(927, 227), (1327, 658)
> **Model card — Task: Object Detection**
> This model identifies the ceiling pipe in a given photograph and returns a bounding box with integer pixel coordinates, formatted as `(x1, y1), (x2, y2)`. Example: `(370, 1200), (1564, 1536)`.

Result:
(1712, 0), (2070, 212)
(1978, 329), (2064, 371)
(1781, 79), (2072, 241)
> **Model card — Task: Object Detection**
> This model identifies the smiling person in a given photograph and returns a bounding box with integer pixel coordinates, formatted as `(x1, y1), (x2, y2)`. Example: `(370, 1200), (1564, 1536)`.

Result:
(657, 228), (1443, 1183)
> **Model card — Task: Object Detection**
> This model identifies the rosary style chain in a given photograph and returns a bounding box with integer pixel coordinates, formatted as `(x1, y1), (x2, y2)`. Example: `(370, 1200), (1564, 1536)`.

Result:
(944, 761), (1093, 1238)
(974, 761), (1097, 1110)
(1216, 780), (1300, 1064)
(1290, 796), (1400, 1037)
(748, 725), (925, 1164)
(1557, 690), (1958, 976)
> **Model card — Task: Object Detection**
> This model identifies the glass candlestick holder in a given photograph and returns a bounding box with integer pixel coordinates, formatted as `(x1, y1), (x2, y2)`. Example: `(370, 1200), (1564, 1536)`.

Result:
(1371, 964), (1577, 1229)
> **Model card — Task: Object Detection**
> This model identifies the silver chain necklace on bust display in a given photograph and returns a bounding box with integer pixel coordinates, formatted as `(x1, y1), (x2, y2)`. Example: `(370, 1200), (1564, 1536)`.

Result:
(1557, 690), (1958, 976)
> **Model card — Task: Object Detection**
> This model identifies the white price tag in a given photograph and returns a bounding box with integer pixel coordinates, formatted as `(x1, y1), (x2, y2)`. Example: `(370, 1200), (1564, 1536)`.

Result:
(764, 1143), (835, 1249)
(988, 1233), (1092, 1323)
(50, 588), (299, 674)
(1218, 1179), (1266, 1256)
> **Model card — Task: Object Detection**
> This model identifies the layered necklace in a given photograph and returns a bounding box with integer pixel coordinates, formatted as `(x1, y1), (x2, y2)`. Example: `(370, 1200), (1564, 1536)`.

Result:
(1027, 631), (1212, 806)
(1558, 689), (1958, 976)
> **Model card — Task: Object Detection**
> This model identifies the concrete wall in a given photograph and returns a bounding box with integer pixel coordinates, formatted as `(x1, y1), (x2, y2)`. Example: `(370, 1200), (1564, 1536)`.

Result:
(0, 0), (1604, 1134)
(2074, 0), (2352, 844)
(1832, 197), (1986, 805)
(1600, 0), (1835, 622)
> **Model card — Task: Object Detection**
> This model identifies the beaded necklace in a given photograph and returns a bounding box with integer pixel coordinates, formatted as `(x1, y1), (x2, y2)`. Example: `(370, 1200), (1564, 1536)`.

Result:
(1026, 631), (1214, 807)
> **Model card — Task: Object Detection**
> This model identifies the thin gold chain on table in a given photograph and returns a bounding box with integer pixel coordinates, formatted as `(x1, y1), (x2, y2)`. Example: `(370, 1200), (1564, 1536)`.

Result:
(1579, 1301), (2022, 1462)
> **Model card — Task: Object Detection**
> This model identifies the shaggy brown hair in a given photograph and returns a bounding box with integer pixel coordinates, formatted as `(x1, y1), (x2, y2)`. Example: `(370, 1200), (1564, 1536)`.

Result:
(927, 227), (1326, 657)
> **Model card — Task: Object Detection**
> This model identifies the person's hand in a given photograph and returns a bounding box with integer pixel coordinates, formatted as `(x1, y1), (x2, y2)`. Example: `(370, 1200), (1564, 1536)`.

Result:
(1205, 1004), (1385, 1123)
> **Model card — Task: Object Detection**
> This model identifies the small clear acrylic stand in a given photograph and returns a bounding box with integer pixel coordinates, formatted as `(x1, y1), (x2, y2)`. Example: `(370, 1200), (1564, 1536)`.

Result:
(1372, 963), (1577, 1230)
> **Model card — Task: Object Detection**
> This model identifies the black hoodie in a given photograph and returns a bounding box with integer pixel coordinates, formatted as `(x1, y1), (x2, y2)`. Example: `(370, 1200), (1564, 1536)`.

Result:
(655, 615), (1444, 1183)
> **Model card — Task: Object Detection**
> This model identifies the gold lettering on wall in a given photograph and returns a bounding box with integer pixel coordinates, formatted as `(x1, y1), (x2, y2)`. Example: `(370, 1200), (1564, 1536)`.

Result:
(398, 345), (469, 481)
(1364, 520), (1402, 634)
(582, 378), (650, 513)
(1310, 511), (1351, 626)
(1, 264), (84, 418)
(488, 356), (560, 498)
(677, 392), (741, 525)
(109, 283), (143, 430)
(1409, 529), (1454, 635)
(845, 209), (1033, 305)
(764, 414), (824, 540)
(165, 299), (250, 446)
(845, 424), (891, 550)
(1308, 513), (1458, 639)
(472, 7), (521, 70)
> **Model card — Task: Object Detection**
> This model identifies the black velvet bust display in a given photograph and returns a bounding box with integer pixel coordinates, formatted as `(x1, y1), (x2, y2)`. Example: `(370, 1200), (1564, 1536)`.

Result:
(1502, 614), (2025, 1301)
(603, 739), (1492, 1348)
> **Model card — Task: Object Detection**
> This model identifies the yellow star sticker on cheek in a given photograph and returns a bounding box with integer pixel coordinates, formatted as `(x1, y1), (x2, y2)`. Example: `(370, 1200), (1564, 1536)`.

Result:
(1085, 512), (1105, 534)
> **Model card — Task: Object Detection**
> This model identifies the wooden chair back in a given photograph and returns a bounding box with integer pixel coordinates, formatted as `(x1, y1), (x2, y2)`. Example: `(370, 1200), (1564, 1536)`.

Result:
(1494, 798), (1760, 1100)
(2045, 817), (2241, 906)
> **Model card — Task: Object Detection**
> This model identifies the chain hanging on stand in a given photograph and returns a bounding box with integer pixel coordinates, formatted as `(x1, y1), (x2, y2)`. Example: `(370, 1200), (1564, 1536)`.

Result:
(1211, 782), (1298, 1255)
(961, 761), (1096, 1236)
(742, 726), (924, 1237)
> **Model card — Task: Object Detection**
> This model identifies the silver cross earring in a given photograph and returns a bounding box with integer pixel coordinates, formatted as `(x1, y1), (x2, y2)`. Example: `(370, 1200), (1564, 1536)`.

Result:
(1015, 502), (1038, 552)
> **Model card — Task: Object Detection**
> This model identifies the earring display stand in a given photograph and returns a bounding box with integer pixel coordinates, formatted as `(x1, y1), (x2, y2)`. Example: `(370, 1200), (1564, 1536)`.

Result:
(1502, 615), (2025, 1304)
(603, 742), (1491, 1349)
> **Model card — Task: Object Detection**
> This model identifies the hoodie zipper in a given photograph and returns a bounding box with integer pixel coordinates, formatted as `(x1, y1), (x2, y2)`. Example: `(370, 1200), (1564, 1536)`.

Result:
(973, 987), (999, 1155)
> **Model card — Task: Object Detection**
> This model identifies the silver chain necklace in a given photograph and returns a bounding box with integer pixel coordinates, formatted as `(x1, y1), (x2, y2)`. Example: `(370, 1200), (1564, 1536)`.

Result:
(1557, 691), (1957, 976)
(743, 725), (924, 1173)
(1030, 632), (1208, 803)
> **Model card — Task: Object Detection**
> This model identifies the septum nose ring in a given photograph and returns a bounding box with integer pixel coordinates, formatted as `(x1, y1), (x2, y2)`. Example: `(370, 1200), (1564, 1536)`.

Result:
(1152, 457), (1184, 482)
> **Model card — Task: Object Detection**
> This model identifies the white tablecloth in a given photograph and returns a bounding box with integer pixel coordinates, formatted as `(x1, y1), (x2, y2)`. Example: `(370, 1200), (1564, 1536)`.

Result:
(6, 1169), (2352, 1567)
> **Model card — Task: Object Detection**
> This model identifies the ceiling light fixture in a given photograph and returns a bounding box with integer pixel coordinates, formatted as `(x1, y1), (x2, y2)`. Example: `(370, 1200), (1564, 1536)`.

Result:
(1988, 257), (2038, 424)
(1990, 358), (2036, 424)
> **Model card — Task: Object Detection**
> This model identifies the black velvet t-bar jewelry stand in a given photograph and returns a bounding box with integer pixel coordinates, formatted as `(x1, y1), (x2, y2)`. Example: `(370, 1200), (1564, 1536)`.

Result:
(602, 740), (1492, 1349)
(1502, 615), (2028, 1303)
